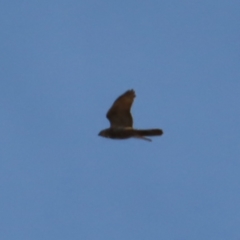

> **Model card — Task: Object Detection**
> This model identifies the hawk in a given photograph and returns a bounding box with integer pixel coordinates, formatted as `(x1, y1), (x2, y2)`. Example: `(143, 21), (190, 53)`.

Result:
(98, 89), (163, 142)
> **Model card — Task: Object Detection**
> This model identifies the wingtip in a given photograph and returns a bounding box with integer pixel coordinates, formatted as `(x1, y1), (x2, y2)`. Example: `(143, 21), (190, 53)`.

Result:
(127, 89), (136, 97)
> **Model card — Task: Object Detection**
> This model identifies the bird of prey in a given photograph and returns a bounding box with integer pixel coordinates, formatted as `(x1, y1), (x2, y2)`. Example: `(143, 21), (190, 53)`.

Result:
(98, 89), (163, 142)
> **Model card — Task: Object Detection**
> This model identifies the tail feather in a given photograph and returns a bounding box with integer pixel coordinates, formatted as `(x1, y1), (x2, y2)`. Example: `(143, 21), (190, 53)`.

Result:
(135, 129), (163, 137)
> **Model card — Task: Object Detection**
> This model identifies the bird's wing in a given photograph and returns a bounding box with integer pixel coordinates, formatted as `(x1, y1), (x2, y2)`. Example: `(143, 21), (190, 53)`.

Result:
(106, 89), (136, 128)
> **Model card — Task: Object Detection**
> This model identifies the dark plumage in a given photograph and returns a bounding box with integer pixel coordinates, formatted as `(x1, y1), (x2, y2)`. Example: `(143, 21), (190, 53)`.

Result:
(98, 89), (163, 142)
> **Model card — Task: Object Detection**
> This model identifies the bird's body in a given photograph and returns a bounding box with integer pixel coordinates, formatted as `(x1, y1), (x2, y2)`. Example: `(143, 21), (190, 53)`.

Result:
(99, 128), (163, 142)
(98, 90), (163, 142)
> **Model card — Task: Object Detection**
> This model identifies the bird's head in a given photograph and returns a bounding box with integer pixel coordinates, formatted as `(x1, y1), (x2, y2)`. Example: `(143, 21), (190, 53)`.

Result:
(98, 128), (110, 138)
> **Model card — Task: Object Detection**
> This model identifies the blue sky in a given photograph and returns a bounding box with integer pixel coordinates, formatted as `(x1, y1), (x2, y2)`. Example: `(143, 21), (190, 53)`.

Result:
(0, 1), (240, 239)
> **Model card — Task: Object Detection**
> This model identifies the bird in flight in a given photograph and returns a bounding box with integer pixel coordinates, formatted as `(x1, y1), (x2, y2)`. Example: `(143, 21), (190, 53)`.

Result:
(98, 89), (163, 142)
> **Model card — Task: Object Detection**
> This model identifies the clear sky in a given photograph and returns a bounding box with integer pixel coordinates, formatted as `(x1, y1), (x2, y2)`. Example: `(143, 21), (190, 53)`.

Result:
(1, 1), (240, 239)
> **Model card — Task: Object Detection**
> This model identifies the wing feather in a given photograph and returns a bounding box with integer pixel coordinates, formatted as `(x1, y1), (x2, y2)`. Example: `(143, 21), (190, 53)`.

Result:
(106, 90), (135, 128)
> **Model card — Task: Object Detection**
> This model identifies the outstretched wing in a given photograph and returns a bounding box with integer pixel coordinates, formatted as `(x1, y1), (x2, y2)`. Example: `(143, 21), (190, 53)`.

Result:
(106, 89), (136, 128)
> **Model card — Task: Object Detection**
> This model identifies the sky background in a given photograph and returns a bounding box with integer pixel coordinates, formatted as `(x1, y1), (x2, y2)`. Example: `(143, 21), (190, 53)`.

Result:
(0, 1), (240, 239)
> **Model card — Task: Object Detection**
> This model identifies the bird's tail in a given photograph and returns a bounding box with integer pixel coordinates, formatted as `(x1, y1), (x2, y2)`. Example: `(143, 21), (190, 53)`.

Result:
(135, 129), (163, 136)
(134, 129), (163, 142)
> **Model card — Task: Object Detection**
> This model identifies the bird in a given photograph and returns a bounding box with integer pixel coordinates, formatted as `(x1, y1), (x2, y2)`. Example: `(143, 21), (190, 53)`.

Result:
(98, 89), (163, 142)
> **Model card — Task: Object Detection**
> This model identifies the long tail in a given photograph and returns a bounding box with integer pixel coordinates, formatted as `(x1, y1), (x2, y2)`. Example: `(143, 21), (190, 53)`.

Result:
(136, 129), (163, 136)
(134, 129), (163, 142)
